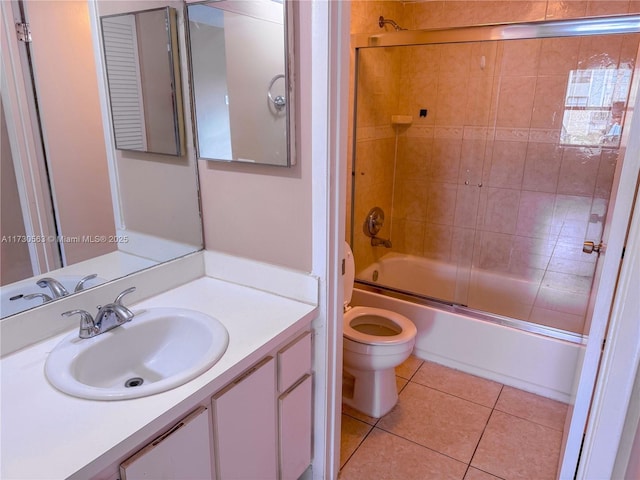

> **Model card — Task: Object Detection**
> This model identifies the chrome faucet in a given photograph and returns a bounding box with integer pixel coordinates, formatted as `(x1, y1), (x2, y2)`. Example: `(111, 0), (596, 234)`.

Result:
(95, 287), (136, 331)
(63, 287), (137, 339)
(74, 274), (98, 292)
(23, 293), (53, 303)
(35, 274), (98, 301)
(371, 236), (392, 248)
(37, 277), (69, 298)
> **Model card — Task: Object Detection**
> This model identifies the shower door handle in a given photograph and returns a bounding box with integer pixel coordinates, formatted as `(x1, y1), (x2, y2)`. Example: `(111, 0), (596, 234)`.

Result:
(583, 241), (603, 254)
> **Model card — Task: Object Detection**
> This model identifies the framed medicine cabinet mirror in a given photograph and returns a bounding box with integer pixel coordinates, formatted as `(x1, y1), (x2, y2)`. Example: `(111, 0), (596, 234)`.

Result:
(101, 7), (185, 156)
(186, 0), (295, 166)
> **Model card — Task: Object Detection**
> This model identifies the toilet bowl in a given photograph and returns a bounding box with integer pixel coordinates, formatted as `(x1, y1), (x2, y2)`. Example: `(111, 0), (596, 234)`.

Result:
(342, 243), (417, 418)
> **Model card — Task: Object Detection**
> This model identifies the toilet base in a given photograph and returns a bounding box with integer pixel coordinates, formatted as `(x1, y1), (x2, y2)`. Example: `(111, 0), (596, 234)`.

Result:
(342, 365), (398, 418)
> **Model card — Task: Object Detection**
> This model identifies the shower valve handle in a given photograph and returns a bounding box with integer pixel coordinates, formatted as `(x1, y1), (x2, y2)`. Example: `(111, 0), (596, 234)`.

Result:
(365, 207), (385, 237)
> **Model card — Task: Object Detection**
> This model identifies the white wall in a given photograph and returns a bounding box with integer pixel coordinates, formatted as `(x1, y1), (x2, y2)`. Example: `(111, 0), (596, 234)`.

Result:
(198, 144), (312, 271)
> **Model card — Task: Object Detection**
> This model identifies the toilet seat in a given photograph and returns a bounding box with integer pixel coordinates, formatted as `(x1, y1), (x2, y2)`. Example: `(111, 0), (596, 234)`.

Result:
(343, 242), (416, 346)
(344, 306), (416, 346)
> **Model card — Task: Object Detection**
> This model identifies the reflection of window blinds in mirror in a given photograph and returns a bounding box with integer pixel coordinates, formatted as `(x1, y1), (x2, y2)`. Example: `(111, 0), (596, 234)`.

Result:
(102, 16), (147, 151)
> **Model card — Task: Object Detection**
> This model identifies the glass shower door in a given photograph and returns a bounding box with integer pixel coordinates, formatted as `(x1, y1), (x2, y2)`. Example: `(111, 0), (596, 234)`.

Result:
(351, 40), (501, 308)
(352, 30), (640, 336)
(463, 34), (638, 334)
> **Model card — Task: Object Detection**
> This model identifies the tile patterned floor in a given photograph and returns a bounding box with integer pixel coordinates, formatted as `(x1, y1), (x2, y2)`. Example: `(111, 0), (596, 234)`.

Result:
(339, 357), (568, 480)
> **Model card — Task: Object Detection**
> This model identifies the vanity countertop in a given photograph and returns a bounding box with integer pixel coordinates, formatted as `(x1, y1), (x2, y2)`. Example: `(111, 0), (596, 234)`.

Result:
(0, 275), (317, 480)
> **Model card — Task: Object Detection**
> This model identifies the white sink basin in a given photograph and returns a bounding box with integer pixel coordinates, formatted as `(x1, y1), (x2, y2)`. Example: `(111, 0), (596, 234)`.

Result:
(45, 307), (229, 400)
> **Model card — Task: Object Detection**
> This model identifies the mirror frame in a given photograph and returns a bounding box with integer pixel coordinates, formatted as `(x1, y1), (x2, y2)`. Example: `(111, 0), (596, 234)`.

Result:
(100, 6), (185, 157)
(185, 0), (296, 167)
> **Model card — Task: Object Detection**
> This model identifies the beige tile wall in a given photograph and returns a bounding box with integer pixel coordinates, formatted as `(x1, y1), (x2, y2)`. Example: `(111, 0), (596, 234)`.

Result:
(349, 1), (405, 268)
(349, 0), (640, 331)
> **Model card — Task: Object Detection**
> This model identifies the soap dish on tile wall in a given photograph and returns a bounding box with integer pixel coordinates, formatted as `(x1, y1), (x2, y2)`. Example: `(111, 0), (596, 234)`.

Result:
(391, 115), (412, 126)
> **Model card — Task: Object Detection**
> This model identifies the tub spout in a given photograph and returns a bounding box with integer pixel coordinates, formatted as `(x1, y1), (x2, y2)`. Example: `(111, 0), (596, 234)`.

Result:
(371, 237), (392, 248)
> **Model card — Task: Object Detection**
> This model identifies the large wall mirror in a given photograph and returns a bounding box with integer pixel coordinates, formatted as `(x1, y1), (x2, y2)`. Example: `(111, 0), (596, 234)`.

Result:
(186, 0), (295, 166)
(101, 7), (185, 156)
(0, 0), (202, 319)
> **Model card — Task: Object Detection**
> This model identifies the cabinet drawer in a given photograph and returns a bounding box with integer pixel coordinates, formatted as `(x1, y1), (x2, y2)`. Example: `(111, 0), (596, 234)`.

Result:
(278, 331), (311, 392)
(120, 407), (213, 480)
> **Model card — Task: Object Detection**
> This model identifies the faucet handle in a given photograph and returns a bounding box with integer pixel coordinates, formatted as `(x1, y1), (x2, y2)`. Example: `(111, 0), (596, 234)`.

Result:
(22, 293), (53, 303)
(74, 274), (98, 292)
(114, 287), (136, 306)
(63, 309), (97, 339)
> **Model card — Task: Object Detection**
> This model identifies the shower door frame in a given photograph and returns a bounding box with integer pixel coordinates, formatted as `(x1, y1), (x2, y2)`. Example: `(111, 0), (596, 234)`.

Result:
(351, 14), (640, 339)
(355, 14), (640, 47)
(351, 14), (640, 479)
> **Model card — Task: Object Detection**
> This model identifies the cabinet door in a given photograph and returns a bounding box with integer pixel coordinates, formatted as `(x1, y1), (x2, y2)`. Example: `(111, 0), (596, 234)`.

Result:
(212, 357), (277, 479)
(120, 406), (214, 480)
(279, 374), (313, 480)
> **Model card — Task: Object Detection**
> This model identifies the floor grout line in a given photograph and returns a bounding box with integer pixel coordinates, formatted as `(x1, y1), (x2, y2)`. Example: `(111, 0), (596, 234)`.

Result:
(492, 406), (567, 432)
(369, 425), (470, 468)
(491, 383), (504, 409)
(405, 376), (502, 410)
(338, 417), (375, 472)
(468, 465), (508, 480)
(466, 384), (504, 476)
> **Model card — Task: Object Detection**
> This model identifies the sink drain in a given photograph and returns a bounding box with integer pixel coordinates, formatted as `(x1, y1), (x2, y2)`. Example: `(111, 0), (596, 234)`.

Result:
(125, 377), (144, 388)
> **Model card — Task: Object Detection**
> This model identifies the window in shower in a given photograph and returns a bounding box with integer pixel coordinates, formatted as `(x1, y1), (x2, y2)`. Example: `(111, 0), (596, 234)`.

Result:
(561, 68), (632, 147)
(351, 27), (640, 336)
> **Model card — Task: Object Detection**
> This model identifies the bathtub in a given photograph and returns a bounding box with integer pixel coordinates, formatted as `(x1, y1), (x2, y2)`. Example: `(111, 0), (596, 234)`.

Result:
(357, 252), (588, 334)
(354, 253), (583, 402)
(358, 253), (459, 302)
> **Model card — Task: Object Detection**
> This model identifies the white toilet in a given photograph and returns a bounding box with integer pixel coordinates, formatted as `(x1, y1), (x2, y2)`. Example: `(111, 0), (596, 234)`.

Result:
(342, 242), (417, 418)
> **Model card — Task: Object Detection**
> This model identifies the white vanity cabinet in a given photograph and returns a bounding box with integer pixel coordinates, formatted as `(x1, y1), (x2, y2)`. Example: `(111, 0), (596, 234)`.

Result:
(211, 331), (313, 479)
(118, 330), (313, 480)
(119, 407), (214, 480)
(1, 267), (319, 480)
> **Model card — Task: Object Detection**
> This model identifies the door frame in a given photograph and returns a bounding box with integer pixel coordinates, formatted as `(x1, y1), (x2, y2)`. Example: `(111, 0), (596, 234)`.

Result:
(572, 71), (640, 478)
(0, 0), (60, 275)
